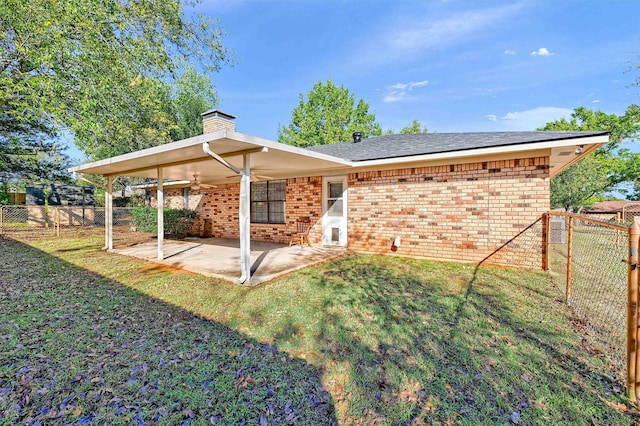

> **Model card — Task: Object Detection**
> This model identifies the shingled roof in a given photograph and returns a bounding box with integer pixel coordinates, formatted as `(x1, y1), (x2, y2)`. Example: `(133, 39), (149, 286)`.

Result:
(306, 131), (608, 162)
(582, 201), (640, 214)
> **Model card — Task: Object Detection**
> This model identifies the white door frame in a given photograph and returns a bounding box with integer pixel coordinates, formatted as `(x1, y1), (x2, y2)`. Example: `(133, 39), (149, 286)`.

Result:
(322, 175), (348, 247)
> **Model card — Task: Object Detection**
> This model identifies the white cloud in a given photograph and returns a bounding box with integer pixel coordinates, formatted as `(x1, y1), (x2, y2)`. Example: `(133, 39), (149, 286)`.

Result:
(485, 114), (498, 121)
(383, 80), (429, 103)
(357, 4), (524, 66)
(592, 99), (600, 103)
(504, 50), (516, 55)
(497, 107), (573, 130)
(531, 47), (553, 56)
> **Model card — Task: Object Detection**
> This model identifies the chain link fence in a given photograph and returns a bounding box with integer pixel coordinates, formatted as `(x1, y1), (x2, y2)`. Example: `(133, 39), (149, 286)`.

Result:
(483, 212), (631, 382)
(0, 206), (133, 235)
(483, 217), (545, 270)
(623, 203), (640, 225)
(546, 213), (629, 380)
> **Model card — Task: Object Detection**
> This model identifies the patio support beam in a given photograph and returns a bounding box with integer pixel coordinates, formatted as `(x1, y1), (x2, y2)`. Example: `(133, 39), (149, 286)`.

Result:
(157, 167), (164, 261)
(105, 176), (113, 251)
(239, 153), (251, 283)
(202, 141), (253, 283)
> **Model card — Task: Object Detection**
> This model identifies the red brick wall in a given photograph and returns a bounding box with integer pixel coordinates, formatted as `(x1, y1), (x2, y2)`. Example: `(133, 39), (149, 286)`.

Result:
(150, 156), (549, 266)
(347, 157), (549, 264)
(153, 177), (323, 244)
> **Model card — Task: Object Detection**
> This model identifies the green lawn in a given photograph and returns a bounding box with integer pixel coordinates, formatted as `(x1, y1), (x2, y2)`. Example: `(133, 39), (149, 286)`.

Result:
(0, 229), (637, 425)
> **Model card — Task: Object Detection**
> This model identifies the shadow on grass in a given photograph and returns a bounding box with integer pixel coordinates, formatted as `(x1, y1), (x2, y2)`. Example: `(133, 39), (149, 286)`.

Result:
(265, 255), (634, 425)
(0, 236), (337, 425)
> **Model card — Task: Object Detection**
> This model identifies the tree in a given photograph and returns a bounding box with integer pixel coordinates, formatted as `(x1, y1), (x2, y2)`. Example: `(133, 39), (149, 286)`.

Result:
(1, 0), (229, 163)
(278, 79), (382, 147)
(539, 105), (640, 211)
(0, 110), (71, 185)
(170, 66), (220, 141)
(399, 120), (428, 134)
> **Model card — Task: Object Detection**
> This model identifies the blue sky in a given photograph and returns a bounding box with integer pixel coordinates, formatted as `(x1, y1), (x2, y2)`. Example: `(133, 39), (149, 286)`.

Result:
(65, 0), (639, 164)
(193, 0), (639, 140)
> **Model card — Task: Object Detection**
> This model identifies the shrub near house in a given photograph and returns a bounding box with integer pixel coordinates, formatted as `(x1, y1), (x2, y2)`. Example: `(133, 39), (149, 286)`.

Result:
(132, 207), (198, 239)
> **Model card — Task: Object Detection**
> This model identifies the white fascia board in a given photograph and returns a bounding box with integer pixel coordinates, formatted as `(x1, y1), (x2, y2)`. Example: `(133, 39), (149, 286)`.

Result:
(350, 135), (609, 168)
(68, 131), (228, 173)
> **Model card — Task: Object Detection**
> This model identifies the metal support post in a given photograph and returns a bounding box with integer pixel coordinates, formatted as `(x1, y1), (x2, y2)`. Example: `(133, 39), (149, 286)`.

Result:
(239, 154), (251, 283)
(157, 168), (164, 261)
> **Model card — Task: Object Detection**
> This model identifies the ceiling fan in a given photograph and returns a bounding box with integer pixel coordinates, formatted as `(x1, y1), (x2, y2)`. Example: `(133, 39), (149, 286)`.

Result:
(224, 172), (275, 182)
(190, 173), (217, 190)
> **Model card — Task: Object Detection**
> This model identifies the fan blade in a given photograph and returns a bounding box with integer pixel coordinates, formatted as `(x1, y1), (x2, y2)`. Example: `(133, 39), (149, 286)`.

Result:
(253, 174), (274, 180)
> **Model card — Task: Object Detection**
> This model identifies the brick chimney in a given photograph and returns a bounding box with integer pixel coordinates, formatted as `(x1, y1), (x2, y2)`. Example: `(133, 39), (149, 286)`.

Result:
(201, 110), (236, 134)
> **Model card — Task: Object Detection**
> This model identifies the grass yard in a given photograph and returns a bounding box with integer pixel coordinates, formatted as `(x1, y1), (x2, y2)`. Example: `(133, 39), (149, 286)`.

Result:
(0, 229), (637, 425)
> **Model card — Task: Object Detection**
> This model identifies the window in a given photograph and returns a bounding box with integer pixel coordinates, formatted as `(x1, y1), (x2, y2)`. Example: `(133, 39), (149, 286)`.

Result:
(327, 181), (344, 216)
(251, 180), (286, 224)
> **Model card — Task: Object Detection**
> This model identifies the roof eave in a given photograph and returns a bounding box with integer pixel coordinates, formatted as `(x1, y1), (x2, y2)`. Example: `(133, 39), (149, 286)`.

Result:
(68, 130), (352, 177)
(349, 134), (609, 172)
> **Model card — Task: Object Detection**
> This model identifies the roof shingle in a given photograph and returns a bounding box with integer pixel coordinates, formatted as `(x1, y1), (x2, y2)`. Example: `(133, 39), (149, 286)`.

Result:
(305, 131), (608, 162)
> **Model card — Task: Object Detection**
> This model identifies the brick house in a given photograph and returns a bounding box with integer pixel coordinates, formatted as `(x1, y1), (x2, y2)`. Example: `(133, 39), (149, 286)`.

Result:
(71, 110), (608, 280)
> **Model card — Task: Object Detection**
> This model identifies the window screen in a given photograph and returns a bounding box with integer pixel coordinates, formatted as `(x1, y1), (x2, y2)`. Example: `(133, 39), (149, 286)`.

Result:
(251, 180), (286, 224)
(327, 181), (344, 216)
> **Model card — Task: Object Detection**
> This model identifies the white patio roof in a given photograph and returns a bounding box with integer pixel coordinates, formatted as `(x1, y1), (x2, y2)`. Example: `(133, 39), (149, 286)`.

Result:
(70, 130), (352, 184)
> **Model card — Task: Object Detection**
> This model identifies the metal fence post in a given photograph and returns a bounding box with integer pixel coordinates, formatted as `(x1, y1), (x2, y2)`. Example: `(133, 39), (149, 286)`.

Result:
(628, 217), (640, 402)
(542, 213), (550, 271)
(566, 216), (573, 305)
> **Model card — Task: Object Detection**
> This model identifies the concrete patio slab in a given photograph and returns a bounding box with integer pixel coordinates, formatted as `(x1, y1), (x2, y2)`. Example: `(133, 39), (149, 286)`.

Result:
(114, 238), (346, 285)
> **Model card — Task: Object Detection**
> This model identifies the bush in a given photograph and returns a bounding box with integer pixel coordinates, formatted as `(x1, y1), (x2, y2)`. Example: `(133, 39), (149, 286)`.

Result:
(132, 207), (198, 238)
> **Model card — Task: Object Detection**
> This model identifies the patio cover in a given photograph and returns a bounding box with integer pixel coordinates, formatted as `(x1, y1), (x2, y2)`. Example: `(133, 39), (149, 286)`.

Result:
(71, 130), (351, 183)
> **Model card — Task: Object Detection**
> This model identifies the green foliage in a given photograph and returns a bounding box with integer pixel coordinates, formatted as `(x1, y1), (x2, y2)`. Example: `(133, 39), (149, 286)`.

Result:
(549, 155), (609, 211)
(0, 110), (71, 184)
(113, 194), (146, 208)
(1, 0), (228, 161)
(0, 182), (10, 205)
(539, 105), (640, 211)
(170, 66), (220, 141)
(278, 79), (382, 147)
(399, 119), (428, 134)
(132, 207), (159, 233)
(132, 206), (198, 238)
(539, 105), (640, 150)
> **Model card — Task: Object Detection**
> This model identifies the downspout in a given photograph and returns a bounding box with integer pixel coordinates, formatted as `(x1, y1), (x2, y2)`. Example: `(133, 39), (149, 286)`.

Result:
(202, 142), (251, 284)
(202, 142), (242, 174)
(238, 154), (251, 284)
